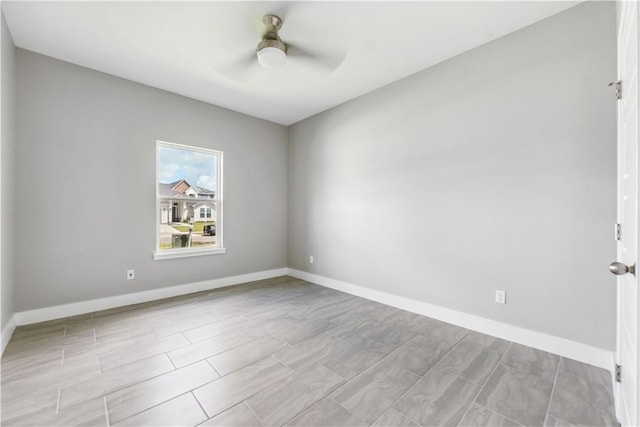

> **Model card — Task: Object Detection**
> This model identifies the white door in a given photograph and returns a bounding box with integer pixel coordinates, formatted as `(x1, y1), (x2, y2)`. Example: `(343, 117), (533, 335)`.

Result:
(615, 2), (639, 425)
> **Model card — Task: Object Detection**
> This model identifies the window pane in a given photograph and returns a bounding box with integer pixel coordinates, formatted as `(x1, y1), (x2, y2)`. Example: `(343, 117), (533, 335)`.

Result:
(157, 143), (220, 252)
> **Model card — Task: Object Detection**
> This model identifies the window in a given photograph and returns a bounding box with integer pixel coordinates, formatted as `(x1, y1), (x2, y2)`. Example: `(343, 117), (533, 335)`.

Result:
(197, 207), (212, 219)
(154, 141), (224, 260)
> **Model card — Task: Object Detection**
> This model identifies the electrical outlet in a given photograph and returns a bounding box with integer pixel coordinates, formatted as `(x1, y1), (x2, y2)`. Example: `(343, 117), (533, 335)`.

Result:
(127, 269), (135, 280)
(495, 290), (506, 304)
(309, 255), (314, 264)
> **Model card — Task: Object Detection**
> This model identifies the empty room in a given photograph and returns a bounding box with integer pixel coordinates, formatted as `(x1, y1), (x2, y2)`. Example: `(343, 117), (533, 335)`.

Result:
(0, 1), (637, 426)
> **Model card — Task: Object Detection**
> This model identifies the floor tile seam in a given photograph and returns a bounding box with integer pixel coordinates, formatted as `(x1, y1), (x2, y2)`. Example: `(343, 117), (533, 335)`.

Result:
(93, 330), (159, 346)
(208, 401), (262, 426)
(90, 310), (142, 323)
(82, 331), (161, 356)
(172, 330), (243, 347)
(15, 344), (250, 408)
(111, 389), (195, 425)
(372, 336), (470, 427)
(555, 368), (612, 392)
(499, 358), (558, 383)
(545, 412), (582, 427)
(279, 327), (342, 348)
(0, 401), (56, 425)
(325, 350), (409, 399)
(7, 281), (614, 427)
(327, 396), (369, 426)
(89, 348), (177, 377)
(168, 352), (179, 370)
(455, 342), (513, 427)
(1, 376), (65, 400)
(411, 317), (439, 334)
(275, 291), (328, 306)
(270, 350), (296, 371)
(413, 327), (471, 378)
(557, 357), (609, 378)
(430, 337), (501, 381)
(55, 387), (61, 414)
(93, 342), (185, 373)
(197, 355), (299, 414)
(103, 396), (111, 426)
(205, 357), (229, 378)
(380, 395), (422, 427)
(58, 366), (179, 410)
(266, 334), (291, 349)
(158, 326), (235, 344)
(190, 390), (210, 423)
(208, 338), (303, 376)
(168, 334), (254, 367)
(470, 402), (523, 426)
(11, 326), (65, 340)
(369, 408), (394, 426)
(247, 383), (337, 427)
(6, 332), (69, 350)
(544, 364), (615, 426)
(191, 356), (312, 421)
(165, 319), (249, 342)
(271, 337), (330, 369)
(95, 357), (213, 405)
(0, 353), (65, 376)
(169, 354), (231, 377)
(175, 330), (192, 344)
(315, 338), (396, 382)
(63, 347), (142, 366)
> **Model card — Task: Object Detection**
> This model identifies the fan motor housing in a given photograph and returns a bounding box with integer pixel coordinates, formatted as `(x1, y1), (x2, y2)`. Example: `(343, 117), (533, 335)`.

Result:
(257, 14), (287, 54)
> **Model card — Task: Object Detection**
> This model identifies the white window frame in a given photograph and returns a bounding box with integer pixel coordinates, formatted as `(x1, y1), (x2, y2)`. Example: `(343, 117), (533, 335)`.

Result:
(153, 140), (225, 260)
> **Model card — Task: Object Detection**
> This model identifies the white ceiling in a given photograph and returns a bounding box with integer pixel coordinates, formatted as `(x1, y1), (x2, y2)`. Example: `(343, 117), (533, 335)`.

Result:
(2, 1), (580, 125)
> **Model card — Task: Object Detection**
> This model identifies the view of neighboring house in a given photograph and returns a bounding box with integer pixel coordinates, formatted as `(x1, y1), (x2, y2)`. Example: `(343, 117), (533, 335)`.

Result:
(159, 179), (216, 224)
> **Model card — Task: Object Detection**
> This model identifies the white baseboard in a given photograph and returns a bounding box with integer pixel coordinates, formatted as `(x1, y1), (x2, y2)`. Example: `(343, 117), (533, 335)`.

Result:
(9, 266), (614, 372)
(1, 313), (16, 355)
(287, 268), (614, 371)
(14, 268), (288, 326)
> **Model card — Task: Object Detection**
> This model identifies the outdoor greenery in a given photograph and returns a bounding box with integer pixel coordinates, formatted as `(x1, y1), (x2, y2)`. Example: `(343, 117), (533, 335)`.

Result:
(191, 241), (215, 247)
(172, 221), (215, 233)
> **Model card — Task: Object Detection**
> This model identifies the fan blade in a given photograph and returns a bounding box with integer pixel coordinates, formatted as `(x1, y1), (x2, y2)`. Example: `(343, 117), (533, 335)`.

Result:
(214, 51), (258, 82)
(286, 42), (347, 73)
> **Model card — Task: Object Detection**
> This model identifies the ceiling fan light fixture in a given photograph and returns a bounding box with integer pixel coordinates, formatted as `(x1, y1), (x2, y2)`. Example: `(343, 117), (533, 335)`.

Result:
(257, 46), (287, 69)
(256, 14), (287, 69)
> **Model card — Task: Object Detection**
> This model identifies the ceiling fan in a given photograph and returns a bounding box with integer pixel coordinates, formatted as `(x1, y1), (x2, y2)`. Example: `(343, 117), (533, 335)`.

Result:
(218, 12), (346, 80)
(256, 14), (288, 69)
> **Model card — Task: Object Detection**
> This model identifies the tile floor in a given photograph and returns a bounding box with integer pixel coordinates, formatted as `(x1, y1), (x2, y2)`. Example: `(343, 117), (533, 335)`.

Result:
(1, 276), (617, 426)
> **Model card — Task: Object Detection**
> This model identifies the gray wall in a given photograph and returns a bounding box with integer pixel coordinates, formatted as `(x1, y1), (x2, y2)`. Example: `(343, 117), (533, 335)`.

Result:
(15, 50), (288, 311)
(2, 12), (16, 331)
(288, 2), (616, 350)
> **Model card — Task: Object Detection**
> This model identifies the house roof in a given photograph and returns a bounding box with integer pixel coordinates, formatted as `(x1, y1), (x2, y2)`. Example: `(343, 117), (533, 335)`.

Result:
(159, 183), (190, 199)
(193, 202), (216, 208)
(159, 180), (215, 200)
(190, 185), (215, 195)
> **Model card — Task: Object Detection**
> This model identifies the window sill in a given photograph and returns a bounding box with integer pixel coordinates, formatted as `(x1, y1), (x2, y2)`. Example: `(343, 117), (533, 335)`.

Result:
(153, 247), (227, 261)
